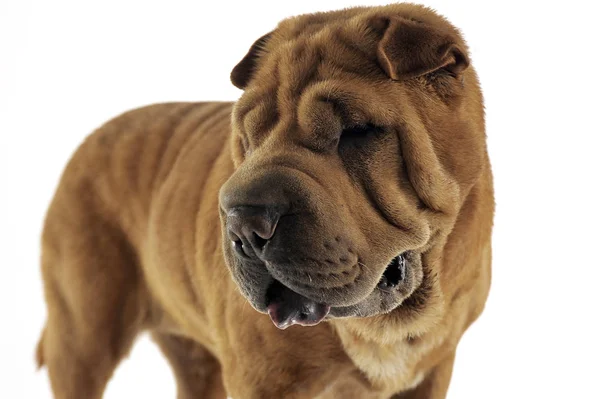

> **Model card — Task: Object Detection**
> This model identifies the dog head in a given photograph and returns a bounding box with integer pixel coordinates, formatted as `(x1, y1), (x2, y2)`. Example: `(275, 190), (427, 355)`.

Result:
(219, 4), (485, 329)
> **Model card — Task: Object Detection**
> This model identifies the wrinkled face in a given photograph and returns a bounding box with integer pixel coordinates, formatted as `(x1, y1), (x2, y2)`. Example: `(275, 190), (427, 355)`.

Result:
(219, 7), (483, 329)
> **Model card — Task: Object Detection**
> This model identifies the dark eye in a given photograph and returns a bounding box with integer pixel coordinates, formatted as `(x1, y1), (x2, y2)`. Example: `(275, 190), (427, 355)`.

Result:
(339, 123), (383, 149)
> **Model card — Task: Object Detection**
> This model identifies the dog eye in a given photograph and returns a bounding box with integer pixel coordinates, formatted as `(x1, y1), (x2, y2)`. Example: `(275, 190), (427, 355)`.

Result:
(339, 124), (382, 147)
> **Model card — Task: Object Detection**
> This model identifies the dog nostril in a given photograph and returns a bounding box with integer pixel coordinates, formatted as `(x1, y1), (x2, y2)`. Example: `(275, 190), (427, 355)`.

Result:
(231, 239), (249, 258)
(226, 205), (282, 258)
(253, 232), (268, 250)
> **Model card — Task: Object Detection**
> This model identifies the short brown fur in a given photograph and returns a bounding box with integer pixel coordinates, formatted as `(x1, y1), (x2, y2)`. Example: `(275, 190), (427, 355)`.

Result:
(37, 4), (493, 399)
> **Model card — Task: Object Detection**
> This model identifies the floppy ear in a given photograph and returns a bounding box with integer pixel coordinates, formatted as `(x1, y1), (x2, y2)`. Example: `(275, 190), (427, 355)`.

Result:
(374, 17), (469, 81)
(230, 32), (273, 90)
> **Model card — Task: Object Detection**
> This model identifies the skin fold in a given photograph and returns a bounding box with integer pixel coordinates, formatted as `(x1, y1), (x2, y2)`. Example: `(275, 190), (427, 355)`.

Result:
(36, 4), (493, 399)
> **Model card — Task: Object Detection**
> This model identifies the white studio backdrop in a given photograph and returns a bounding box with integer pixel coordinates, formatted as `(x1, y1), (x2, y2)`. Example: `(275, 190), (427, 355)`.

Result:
(1, 0), (599, 398)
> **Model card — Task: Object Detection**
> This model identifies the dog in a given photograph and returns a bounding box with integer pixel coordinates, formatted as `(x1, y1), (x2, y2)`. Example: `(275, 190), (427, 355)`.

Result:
(36, 3), (493, 398)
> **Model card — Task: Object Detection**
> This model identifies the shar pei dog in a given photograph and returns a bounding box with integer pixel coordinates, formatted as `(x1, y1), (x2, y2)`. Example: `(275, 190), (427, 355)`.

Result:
(36, 3), (494, 399)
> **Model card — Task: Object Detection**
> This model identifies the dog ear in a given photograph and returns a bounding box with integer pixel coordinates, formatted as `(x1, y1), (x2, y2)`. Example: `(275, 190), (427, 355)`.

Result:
(374, 17), (469, 81)
(230, 32), (273, 90)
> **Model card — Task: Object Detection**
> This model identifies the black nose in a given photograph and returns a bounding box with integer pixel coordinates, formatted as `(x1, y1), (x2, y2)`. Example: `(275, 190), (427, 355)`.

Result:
(226, 206), (281, 257)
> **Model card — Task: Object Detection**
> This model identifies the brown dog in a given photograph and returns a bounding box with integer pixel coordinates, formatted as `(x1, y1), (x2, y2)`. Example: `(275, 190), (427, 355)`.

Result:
(36, 3), (493, 398)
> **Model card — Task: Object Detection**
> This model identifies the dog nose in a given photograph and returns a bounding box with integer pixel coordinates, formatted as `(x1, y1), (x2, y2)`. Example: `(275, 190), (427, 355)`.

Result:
(226, 206), (281, 256)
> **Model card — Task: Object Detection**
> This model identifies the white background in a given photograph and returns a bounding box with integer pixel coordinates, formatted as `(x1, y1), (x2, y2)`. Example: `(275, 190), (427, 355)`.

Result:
(1, 0), (599, 398)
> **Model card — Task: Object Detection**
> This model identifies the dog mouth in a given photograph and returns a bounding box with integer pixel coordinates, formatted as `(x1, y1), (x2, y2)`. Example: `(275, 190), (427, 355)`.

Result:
(264, 253), (408, 329)
(377, 253), (407, 292)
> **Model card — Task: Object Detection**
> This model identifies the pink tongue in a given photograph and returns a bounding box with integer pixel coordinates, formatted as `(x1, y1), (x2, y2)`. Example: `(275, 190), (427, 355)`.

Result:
(266, 282), (330, 329)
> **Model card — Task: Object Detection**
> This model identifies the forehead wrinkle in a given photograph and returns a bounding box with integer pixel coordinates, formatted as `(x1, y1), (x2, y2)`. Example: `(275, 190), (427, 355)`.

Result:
(282, 40), (322, 92)
(298, 76), (402, 130)
(242, 15), (389, 140)
(321, 28), (383, 80)
(242, 95), (278, 136)
(269, 39), (322, 130)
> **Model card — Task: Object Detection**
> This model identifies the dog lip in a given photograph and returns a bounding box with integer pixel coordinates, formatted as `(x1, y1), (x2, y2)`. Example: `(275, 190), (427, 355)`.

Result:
(265, 279), (330, 329)
(267, 302), (331, 330)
